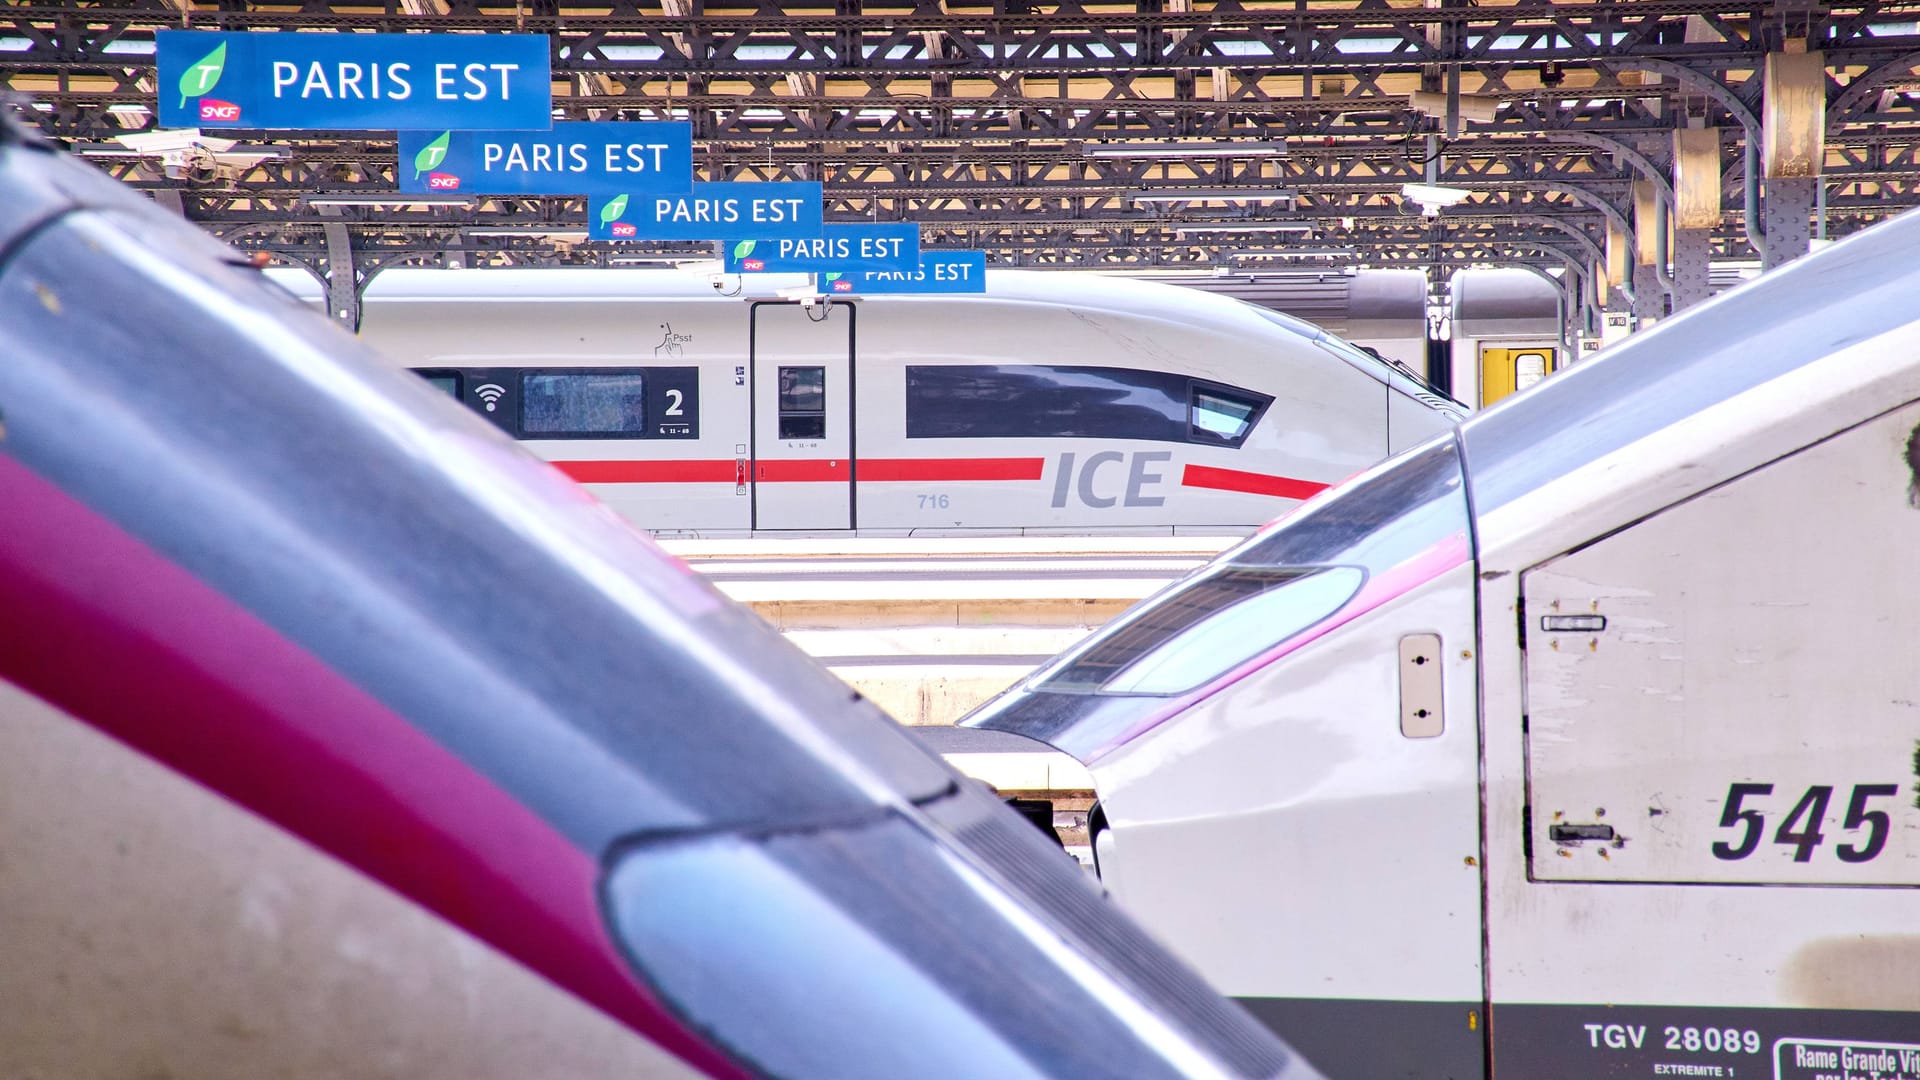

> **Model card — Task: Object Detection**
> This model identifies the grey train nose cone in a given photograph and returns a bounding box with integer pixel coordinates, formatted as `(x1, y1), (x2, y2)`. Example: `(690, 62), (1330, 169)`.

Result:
(0, 109), (1321, 1079)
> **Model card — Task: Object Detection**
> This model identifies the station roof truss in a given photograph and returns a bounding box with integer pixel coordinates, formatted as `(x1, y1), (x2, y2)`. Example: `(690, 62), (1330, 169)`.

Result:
(6, 0), (1920, 290)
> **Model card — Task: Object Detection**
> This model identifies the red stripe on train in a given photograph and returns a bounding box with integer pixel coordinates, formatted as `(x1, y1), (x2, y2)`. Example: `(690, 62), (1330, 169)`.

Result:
(554, 460), (737, 484)
(553, 457), (1046, 483)
(1181, 464), (1329, 500)
(0, 457), (742, 1079)
(860, 457), (1046, 482)
(757, 459), (846, 482)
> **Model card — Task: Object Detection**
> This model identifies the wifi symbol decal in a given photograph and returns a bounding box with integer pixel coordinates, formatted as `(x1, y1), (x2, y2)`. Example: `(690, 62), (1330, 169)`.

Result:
(475, 383), (506, 412)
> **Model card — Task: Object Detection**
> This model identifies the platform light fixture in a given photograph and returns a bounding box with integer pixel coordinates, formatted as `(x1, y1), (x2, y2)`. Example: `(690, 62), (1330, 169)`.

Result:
(1231, 247), (1360, 259)
(1128, 188), (1297, 204)
(1083, 139), (1289, 158)
(1173, 223), (1316, 234)
(305, 193), (474, 207)
(461, 228), (593, 240)
(77, 128), (289, 161)
(1408, 91), (1502, 124)
(1399, 182), (1474, 216)
(604, 254), (713, 265)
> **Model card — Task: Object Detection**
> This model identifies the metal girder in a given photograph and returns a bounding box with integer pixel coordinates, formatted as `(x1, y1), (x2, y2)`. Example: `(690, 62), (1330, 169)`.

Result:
(10, 2), (1920, 75)
(7, 0), (1920, 277)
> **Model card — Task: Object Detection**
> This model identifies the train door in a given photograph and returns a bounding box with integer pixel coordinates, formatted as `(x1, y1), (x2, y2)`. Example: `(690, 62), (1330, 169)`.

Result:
(750, 301), (855, 530)
(1477, 346), (1556, 407)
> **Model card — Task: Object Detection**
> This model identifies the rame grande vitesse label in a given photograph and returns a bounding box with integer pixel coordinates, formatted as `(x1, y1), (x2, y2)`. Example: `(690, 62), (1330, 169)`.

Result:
(1775, 1039), (1920, 1080)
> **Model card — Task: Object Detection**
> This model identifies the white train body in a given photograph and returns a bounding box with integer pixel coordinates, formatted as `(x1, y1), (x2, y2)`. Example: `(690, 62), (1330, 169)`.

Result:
(352, 269), (1461, 536)
(1153, 267), (1433, 372)
(967, 210), (1920, 1076)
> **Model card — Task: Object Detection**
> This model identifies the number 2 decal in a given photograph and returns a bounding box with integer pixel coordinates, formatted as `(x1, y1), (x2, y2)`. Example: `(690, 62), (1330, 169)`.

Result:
(1711, 782), (1900, 863)
(664, 388), (685, 416)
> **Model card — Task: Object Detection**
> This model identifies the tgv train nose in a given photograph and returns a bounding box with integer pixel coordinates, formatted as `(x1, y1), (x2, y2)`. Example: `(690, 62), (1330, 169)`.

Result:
(604, 780), (1325, 1080)
(961, 436), (1477, 1077)
(0, 115), (1321, 1080)
(966, 435), (1473, 766)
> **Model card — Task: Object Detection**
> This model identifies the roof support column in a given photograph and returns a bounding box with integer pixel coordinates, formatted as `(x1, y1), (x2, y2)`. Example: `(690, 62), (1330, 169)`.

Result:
(1671, 127), (1722, 236)
(1630, 181), (1666, 324)
(1631, 263), (1663, 324)
(1671, 226), (1713, 312)
(1761, 46), (1825, 269)
(322, 220), (360, 331)
(1668, 127), (1719, 312)
(1763, 177), (1817, 269)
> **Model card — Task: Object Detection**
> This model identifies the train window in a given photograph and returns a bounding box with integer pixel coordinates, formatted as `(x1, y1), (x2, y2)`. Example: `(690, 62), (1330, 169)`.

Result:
(520, 371), (649, 436)
(1189, 386), (1262, 444)
(413, 370), (462, 398)
(907, 365), (1182, 442)
(1029, 565), (1364, 696)
(907, 365), (1270, 447)
(778, 366), (827, 439)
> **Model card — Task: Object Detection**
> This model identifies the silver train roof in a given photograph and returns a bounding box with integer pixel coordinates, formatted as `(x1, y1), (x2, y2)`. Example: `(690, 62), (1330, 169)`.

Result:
(291, 264), (1344, 348)
(1458, 206), (1920, 515)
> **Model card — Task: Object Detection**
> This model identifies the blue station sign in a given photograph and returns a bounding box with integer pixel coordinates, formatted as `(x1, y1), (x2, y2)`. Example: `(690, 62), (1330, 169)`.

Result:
(158, 30), (551, 131)
(397, 122), (693, 195)
(722, 224), (921, 273)
(588, 182), (823, 241)
(821, 251), (988, 294)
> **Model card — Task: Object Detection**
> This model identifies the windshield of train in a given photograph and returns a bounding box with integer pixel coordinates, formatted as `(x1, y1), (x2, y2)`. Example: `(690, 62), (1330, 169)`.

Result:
(966, 435), (1470, 759)
(1027, 566), (1364, 697)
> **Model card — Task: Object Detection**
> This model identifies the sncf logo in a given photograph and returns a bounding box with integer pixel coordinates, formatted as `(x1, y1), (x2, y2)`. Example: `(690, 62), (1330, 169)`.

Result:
(198, 99), (241, 122)
(426, 173), (461, 191)
(742, 258), (764, 271)
(610, 222), (637, 237)
(831, 280), (853, 292)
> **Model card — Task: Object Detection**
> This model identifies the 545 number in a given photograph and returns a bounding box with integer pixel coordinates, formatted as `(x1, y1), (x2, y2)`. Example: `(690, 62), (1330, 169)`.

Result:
(1711, 782), (1900, 863)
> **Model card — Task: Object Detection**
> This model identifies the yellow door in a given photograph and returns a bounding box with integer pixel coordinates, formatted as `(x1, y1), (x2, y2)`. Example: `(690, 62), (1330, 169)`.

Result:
(1478, 346), (1556, 407)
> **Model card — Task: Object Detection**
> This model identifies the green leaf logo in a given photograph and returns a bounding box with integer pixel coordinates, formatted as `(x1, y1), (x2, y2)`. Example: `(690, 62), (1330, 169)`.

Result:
(824, 273), (842, 282)
(412, 131), (451, 180)
(733, 240), (756, 259)
(599, 193), (630, 225)
(177, 42), (227, 108)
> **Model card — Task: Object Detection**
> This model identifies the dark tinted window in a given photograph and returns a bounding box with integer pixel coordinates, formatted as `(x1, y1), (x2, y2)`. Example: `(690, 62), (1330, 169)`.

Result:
(1030, 565), (1362, 695)
(907, 365), (1269, 447)
(416, 369), (462, 399)
(779, 365), (826, 439)
(522, 371), (648, 436)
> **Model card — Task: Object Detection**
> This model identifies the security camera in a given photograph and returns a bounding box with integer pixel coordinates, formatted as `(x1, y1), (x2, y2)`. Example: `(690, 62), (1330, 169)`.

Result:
(162, 147), (222, 183)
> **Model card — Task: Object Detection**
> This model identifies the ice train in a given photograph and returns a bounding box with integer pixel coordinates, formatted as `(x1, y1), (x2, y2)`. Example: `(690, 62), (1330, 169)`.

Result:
(341, 267), (1463, 536)
(968, 204), (1920, 1076)
(0, 116), (1318, 1079)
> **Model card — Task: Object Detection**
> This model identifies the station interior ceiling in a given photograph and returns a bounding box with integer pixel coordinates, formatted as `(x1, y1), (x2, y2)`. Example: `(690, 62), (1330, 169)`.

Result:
(7, 0), (1919, 328)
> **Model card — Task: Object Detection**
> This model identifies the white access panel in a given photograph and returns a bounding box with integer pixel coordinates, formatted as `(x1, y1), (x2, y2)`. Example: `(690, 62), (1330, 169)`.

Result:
(1522, 400), (1920, 885)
